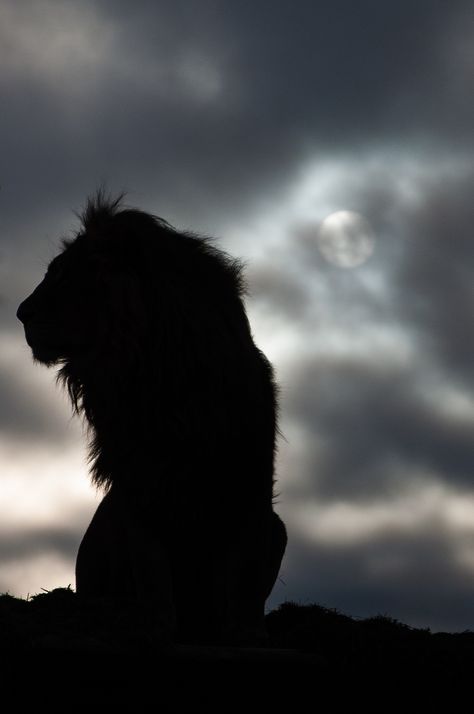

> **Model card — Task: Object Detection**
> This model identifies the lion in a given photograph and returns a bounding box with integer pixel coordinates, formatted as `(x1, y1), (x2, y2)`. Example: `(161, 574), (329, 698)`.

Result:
(16, 191), (287, 644)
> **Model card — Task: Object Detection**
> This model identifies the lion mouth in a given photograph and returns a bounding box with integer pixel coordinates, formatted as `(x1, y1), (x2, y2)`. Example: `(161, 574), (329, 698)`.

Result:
(23, 324), (67, 363)
(23, 323), (88, 365)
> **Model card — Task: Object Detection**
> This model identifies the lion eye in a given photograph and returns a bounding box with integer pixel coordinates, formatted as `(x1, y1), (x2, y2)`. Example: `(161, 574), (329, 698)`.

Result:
(47, 262), (66, 283)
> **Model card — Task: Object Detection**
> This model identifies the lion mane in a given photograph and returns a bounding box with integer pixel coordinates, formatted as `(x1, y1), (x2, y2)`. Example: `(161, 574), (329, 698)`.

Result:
(17, 191), (287, 643)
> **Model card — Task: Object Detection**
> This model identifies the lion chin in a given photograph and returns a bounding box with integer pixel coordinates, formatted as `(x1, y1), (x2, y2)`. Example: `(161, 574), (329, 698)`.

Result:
(17, 190), (288, 645)
(21, 330), (59, 365)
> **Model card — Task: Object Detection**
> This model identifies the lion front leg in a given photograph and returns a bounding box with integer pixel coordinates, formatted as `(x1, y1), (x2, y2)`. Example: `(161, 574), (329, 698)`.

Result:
(126, 515), (177, 643)
(76, 489), (176, 643)
(224, 510), (287, 645)
(76, 491), (129, 597)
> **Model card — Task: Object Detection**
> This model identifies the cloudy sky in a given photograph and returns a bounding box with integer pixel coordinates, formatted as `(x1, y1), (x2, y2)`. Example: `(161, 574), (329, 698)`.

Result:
(2, 0), (474, 632)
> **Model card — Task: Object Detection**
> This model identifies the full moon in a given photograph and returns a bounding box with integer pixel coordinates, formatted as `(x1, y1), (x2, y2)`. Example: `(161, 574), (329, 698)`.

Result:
(317, 210), (375, 268)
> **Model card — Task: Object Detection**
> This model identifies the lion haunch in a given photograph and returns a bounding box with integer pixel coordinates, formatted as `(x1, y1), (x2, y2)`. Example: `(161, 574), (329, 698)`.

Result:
(17, 192), (287, 644)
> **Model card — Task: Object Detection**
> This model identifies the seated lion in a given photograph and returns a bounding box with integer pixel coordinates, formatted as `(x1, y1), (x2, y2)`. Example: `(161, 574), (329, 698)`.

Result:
(17, 191), (287, 644)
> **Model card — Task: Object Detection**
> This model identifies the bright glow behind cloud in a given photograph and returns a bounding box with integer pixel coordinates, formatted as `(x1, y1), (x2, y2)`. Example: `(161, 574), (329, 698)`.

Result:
(0, 1), (113, 86)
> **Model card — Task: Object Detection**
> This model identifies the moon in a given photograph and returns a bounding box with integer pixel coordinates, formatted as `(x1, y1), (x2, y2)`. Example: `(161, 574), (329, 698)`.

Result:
(317, 211), (375, 268)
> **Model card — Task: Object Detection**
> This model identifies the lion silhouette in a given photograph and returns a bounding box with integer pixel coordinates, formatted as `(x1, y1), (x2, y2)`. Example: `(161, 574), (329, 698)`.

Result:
(17, 192), (287, 644)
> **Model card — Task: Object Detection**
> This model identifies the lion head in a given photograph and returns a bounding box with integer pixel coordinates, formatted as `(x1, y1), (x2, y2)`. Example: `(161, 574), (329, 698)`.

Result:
(17, 192), (272, 491)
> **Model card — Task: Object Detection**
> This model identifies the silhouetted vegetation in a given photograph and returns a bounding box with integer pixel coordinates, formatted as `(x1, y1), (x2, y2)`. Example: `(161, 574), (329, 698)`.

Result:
(2, 588), (474, 676)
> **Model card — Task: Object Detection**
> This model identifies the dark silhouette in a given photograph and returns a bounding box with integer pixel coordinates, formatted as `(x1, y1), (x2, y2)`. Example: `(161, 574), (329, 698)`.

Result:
(16, 191), (287, 644)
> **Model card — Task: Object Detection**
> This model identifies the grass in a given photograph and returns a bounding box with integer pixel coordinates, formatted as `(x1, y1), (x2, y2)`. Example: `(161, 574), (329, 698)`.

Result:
(2, 587), (474, 674)
(3, 589), (473, 707)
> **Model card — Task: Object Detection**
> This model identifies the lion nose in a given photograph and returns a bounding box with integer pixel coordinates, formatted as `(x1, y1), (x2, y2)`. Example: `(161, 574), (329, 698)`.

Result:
(17, 299), (32, 324)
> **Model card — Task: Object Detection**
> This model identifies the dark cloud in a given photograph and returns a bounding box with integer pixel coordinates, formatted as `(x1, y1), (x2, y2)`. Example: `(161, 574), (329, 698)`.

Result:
(0, 345), (79, 444)
(274, 528), (474, 632)
(285, 355), (474, 500)
(0, 526), (79, 565)
(1, 1), (473, 233)
(247, 264), (310, 322)
(395, 171), (474, 386)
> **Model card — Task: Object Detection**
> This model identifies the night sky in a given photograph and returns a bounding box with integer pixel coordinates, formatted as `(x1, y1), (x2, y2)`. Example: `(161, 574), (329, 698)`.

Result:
(2, 0), (474, 632)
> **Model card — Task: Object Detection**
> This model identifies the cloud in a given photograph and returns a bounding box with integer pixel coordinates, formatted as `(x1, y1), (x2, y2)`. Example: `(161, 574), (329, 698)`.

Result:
(0, 550), (78, 597)
(0, 333), (81, 444)
(0, 442), (97, 597)
(1, 0), (473, 233)
(241, 152), (474, 504)
(0, 525), (79, 563)
(394, 169), (474, 385)
(281, 354), (474, 501)
(247, 264), (310, 323)
(274, 526), (474, 632)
